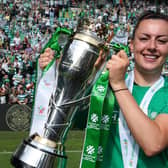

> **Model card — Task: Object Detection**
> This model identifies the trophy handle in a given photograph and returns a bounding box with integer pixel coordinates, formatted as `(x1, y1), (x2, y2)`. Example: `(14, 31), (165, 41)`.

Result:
(41, 27), (73, 58)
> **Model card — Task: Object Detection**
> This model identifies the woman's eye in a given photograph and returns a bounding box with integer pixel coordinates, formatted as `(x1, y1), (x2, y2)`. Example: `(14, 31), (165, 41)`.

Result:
(157, 39), (168, 44)
(139, 37), (148, 41)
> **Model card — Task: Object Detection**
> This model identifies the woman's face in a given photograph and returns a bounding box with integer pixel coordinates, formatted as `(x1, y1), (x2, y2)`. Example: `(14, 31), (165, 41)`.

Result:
(130, 19), (168, 75)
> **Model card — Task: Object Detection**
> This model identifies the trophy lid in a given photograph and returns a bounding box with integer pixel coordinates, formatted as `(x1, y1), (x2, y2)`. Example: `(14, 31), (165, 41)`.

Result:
(75, 17), (107, 47)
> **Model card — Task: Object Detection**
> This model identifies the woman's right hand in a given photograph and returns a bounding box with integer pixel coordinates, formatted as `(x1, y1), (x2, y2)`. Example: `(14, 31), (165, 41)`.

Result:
(38, 48), (55, 70)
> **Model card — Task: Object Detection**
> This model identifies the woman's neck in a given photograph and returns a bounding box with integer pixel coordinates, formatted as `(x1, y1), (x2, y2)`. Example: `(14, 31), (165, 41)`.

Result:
(133, 68), (162, 86)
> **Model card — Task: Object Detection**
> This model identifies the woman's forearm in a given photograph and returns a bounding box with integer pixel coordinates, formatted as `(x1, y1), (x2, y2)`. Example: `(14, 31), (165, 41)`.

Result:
(115, 89), (168, 156)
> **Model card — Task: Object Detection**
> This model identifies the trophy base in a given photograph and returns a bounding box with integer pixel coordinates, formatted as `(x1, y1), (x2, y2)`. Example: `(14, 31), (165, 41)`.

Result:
(11, 134), (67, 168)
(11, 156), (34, 168)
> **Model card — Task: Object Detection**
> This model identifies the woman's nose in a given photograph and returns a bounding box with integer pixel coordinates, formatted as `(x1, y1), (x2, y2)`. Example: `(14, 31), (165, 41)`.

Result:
(147, 39), (157, 51)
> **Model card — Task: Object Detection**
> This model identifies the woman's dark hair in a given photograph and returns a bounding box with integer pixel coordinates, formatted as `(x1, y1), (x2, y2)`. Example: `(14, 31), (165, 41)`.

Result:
(132, 10), (168, 39)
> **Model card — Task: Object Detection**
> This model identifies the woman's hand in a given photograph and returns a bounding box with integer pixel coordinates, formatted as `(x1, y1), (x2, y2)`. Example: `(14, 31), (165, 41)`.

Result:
(38, 48), (55, 70)
(94, 49), (107, 70)
(106, 50), (129, 90)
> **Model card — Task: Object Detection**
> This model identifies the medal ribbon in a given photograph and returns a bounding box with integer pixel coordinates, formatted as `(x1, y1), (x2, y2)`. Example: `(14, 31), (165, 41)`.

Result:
(80, 71), (115, 168)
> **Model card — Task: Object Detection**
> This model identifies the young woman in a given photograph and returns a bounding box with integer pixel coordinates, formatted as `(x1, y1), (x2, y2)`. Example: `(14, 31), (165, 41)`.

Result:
(104, 11), (168, 167)
(37, 10), (168, 167)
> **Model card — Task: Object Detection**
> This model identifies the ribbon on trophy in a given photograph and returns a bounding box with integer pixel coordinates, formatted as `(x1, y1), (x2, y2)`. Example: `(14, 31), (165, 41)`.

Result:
(80, 70), (115, 168)
(30, 27), (72, 136)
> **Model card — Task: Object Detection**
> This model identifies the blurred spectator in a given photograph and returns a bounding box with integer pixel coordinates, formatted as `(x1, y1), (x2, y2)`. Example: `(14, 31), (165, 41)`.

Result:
(0, 37), (3, 48)
(12, 69), (23, 87)
(1, 57), (9, 72)
(16, 86), (28, 105)
(0, 80), (10, 104)
(13, 31), (22, 50)
(22, 36), (30, 50)
(8, 86), (17, 104)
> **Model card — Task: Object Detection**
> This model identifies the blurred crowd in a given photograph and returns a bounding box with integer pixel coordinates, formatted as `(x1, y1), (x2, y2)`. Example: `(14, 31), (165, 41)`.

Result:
(0, 0), (168, 104)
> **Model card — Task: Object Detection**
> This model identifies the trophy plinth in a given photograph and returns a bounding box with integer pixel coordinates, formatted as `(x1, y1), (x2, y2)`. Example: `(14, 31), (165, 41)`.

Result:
(11, 134), (66, 168)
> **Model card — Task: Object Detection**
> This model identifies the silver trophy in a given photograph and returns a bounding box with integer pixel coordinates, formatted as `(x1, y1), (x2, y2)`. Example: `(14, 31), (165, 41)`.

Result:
(11, 19), (108, 168)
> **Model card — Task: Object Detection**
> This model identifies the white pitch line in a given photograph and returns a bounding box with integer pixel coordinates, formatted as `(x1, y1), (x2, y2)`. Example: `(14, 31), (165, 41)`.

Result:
(0, 151), (12, 154)
(66, 150), (82, 153)
(0, 150), (82, 154)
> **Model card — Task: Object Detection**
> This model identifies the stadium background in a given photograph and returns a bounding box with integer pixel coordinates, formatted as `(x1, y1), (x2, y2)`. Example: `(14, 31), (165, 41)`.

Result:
(0, 0), (168, 167)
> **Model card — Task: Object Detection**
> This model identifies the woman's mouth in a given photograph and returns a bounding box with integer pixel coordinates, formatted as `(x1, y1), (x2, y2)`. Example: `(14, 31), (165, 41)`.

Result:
(143, 54), (159, 60)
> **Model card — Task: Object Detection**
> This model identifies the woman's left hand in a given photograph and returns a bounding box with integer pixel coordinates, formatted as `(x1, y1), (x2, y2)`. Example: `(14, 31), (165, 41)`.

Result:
(106, 50), (129, 90)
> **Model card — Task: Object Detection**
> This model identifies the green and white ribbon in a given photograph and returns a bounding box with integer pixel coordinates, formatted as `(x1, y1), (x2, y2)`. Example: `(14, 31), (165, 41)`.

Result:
(30, 60), (56, 136)
(30, 27), (72, 136)
(80, 71), (115, 168)
(119, 70), (164, 168)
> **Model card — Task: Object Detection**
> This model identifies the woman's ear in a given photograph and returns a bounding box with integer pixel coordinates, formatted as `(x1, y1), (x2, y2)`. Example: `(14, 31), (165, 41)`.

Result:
(129, 39), (134, 53)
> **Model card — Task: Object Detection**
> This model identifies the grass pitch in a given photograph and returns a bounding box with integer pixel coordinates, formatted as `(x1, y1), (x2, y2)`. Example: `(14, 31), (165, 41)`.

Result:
(0, 130), (85, 168)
